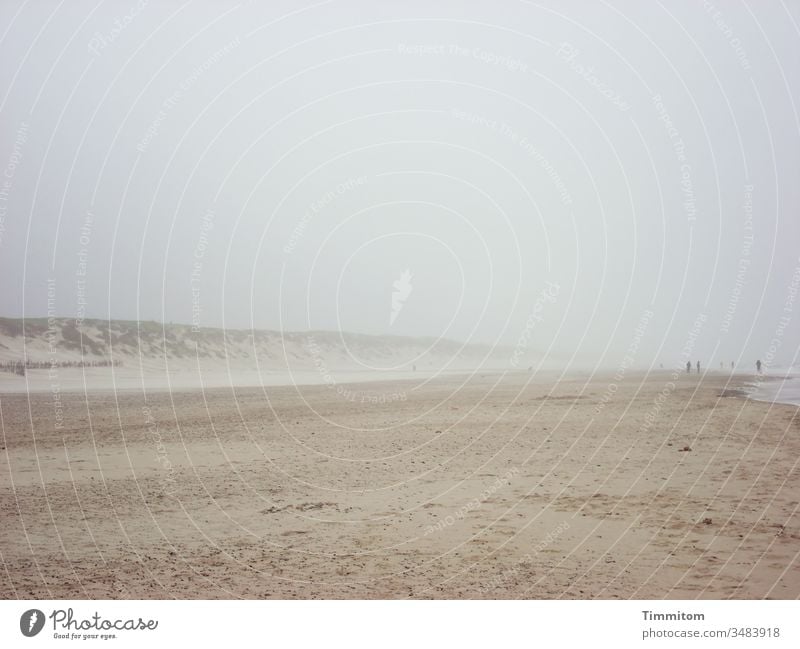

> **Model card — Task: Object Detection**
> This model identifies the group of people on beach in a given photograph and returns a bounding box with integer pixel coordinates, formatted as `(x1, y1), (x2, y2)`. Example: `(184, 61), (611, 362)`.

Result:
(0, 359), (123, 377)
(684, 360), (762, 374)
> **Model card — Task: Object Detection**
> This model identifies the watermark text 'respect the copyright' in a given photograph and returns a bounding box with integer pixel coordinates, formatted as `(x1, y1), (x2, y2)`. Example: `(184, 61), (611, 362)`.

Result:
(398, 42), (527, 72)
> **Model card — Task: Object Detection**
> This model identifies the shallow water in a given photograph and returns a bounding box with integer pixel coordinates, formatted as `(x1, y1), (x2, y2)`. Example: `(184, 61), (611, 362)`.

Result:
(747, 375), (800, 407)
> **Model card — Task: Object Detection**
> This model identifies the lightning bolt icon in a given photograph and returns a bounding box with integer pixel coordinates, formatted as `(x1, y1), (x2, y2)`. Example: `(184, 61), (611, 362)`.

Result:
(28, 611), (37, 632)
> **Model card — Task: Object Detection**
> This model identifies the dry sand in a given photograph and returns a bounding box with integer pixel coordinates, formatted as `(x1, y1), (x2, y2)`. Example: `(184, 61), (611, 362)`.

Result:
(1, 371), (799, 599)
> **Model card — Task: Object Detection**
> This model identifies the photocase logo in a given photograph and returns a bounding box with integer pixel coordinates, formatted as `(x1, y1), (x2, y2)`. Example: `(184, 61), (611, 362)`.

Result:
(390, 269), (413, 326)
(20, 609), (45, 637)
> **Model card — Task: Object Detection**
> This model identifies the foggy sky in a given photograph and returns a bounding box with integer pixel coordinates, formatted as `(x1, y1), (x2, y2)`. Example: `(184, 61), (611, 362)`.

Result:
(1, 0), (798, 369)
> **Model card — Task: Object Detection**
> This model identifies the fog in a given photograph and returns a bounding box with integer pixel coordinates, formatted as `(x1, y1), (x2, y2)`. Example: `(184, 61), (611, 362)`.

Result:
(1, 0), (798, 369)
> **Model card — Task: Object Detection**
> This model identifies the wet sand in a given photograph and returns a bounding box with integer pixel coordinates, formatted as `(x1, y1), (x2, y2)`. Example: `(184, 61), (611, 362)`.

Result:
(1, 371), (798, 599)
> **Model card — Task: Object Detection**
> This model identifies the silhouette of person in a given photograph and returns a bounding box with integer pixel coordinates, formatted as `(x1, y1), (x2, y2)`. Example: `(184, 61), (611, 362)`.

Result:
(686, 360), (691, 373)
(731, 361), (734, 369)
(720, 362), (724, 370)
(696, 361), (700, 374)
(756, 359), (762, 373)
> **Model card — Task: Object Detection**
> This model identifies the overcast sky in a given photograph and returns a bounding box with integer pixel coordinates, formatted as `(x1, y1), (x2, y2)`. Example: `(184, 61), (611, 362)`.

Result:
(0, 0), (798, 369)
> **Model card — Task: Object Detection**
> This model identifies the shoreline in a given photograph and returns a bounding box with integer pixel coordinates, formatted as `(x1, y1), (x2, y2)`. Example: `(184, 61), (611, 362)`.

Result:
(4, 365), (798, 404)
(0, 366), (520, 395)
(744, 374), (800, 407)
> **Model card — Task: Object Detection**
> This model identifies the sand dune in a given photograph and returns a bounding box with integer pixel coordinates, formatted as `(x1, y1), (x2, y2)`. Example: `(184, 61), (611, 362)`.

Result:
(0, 318), (516, 392)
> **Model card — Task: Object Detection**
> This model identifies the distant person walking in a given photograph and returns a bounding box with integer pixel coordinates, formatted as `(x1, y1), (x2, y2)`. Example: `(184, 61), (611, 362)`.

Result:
(686, 360), (692, 373)
(756, 359), (762, 374)
(696, 361), (701, 374)
(731, 361), (734, 369)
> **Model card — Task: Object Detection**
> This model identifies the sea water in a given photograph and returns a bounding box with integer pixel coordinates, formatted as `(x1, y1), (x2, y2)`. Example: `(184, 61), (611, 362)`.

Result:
(747, 374), (800, 407)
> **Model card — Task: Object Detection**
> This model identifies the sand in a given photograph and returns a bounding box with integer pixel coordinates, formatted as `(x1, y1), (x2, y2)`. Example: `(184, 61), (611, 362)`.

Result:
(1, 371), (798, 599)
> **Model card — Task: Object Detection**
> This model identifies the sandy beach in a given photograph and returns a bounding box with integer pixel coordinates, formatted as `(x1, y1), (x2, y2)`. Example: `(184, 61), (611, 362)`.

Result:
(1, 370), (798, 599)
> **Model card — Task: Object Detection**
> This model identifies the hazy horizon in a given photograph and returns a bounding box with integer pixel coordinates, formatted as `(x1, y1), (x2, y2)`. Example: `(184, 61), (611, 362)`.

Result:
(1, 0), (798, 370)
